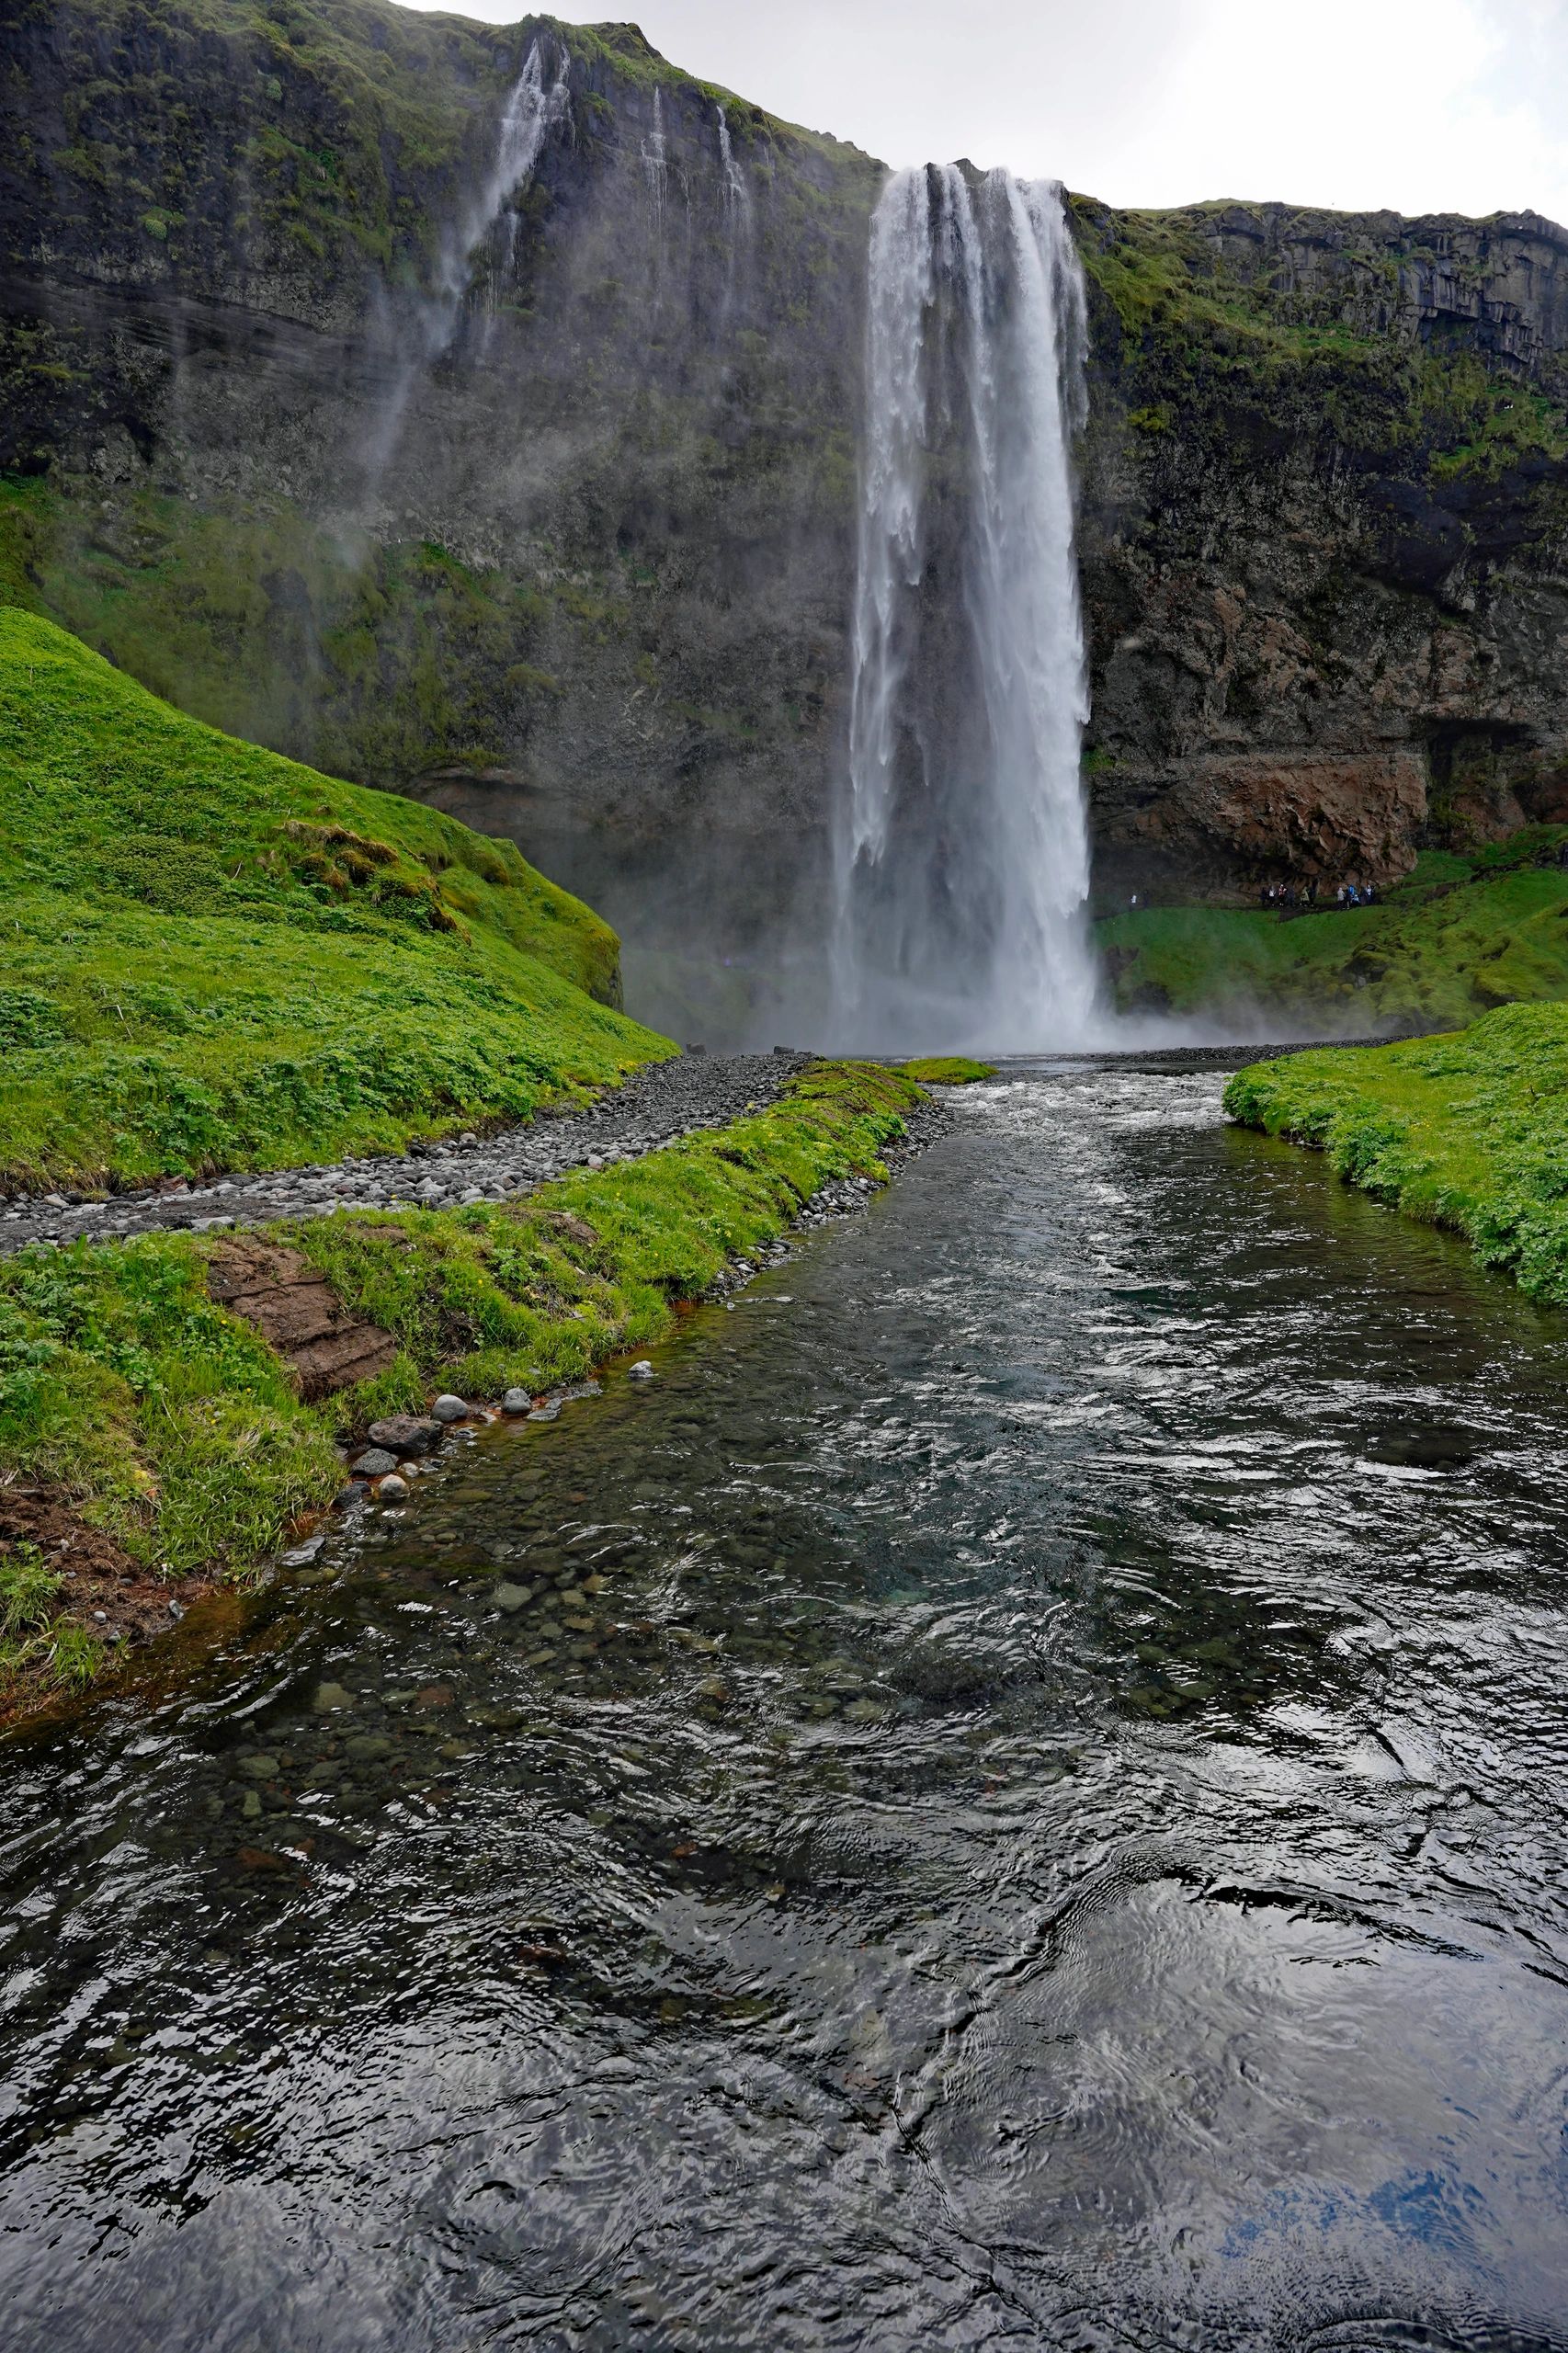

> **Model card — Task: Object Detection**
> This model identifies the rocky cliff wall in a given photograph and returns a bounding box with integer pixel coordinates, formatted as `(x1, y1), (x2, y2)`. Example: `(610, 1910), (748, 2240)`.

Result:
(6, 0), (1568, 1031)
(1074, 199), (1568, 901)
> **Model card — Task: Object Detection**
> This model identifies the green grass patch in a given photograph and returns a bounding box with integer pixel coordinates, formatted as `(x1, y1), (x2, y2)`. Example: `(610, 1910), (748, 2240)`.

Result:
(1098, 850), (1568, 1033)
(899, 1057), (995, 1084)
(0, 1060), (923, 1711)
(1224, 1002), (1568, 1302)
(0, 608), (676, 1188)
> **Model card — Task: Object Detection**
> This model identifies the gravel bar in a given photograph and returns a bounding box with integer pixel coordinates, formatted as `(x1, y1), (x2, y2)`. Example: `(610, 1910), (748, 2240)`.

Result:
(0, 1051), (813, 1257)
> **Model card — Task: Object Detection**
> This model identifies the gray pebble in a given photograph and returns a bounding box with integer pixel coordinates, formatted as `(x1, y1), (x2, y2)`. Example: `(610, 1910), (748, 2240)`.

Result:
(629, 1360), (655, 1383)
(352, 1448), (399, 1478)
(431, 1395), (469, 1424)
(502, 1389), (533, 1415)
(378, 1473), (410, 1502)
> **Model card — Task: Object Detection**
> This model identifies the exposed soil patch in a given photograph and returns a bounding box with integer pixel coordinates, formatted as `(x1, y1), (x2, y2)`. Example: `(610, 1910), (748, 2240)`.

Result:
(0, 1480), (222, 1732)
(209, 1236), (402, 1399)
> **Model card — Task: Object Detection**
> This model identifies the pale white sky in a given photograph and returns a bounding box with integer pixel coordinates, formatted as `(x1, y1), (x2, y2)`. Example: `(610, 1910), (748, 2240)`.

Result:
(391, 0), (1568, 225)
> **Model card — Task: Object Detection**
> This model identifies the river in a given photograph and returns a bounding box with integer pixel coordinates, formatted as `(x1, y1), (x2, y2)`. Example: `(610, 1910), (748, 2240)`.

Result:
(3, 1063), (1566, 2349)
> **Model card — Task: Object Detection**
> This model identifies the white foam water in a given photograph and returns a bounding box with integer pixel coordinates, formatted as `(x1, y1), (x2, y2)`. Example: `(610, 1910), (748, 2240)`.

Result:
(831, 165), (1100, 1053)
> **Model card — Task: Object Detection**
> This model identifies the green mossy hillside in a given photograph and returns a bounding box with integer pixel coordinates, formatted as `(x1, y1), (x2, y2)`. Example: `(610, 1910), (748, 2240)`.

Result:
(1099, 840), (1568, 1032)
(0, 608), (673, 1189)
(1224, 1002), (1568, 1302)
(0, 1061), (921, 1705)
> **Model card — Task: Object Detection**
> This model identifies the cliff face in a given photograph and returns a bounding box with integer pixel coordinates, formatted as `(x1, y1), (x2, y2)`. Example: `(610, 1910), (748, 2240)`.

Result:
(1074, 200), (1568, 902)
(6, 0), (1568, 1030)
(0, 0), (881, 994)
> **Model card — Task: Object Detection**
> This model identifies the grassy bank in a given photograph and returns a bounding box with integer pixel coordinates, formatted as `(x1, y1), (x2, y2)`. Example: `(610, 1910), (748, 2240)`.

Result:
(0, 608), (673, 1191)
(1099, 837), (1568, 1032)
(1224, 1002), (1568, 1302)
(0, 1060), (923, 1717)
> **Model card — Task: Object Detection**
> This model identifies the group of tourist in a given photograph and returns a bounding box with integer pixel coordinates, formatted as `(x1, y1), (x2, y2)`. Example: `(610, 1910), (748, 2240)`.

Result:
(1256, 879), (1377, 912)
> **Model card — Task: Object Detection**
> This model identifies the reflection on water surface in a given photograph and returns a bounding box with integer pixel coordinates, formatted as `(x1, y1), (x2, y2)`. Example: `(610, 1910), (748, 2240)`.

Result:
(4, 1066), (1568, 2350)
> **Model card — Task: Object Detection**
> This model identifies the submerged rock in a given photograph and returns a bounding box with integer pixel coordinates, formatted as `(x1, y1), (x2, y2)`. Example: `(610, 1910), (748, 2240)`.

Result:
(629, 1360), (655, 1383)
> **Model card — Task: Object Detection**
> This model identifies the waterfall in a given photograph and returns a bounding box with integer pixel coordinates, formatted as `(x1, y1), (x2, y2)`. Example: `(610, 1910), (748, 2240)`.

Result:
(831, 165), (1098, 1052)
(445, 39), (571, 313)
(717, 104), (751, 233)
(361, 39), (568, 504)
(642, 86), (669, 258)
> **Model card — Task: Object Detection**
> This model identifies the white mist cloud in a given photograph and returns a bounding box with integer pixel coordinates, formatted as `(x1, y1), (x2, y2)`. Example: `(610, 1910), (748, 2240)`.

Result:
(387, 0), (1568, 224)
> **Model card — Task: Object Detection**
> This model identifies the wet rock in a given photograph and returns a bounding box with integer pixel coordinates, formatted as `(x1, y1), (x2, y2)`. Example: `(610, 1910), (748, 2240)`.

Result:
(502, 1389), (533, 1415)
(629, 1360), (655, 1383)
(431, 1394), (470, 1424)
(345, 1733), (393, 1762)
(238, 1754), (279, 1779)
(241, 1790), (263, 1821)
(352, 1448), (399, 1478)
(368, 1415), (441, 1459)
(281, 1532), (325, 1567)
(493, 1582), (533, 1613)
(378, 1473), (410, 1502)
(333, 1481), (369, 1511)
(312, 1681), (352, 1712)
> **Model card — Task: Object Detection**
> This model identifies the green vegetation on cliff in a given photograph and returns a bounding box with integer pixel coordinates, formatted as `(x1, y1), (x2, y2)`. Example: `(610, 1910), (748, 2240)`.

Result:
(0, 607), (671, 1189)
(1073, 199), (1568, 493)
(1224, 1003), (1568, 1303)
(1099, 837), (1568, 1031)
(0, 1061), (922, 1713)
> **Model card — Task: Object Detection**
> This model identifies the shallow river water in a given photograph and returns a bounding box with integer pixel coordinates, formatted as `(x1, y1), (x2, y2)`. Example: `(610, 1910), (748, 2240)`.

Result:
(4, 1064), (1568, 2350)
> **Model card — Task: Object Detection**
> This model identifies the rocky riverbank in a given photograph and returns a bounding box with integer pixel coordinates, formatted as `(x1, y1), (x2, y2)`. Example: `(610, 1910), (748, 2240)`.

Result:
(0, 1061), (947, 1730)
(0, 1051), (808, 1256)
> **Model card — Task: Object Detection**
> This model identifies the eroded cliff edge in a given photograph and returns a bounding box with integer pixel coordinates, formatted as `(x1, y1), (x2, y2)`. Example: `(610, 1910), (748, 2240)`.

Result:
(5, 0), (1568, 1025)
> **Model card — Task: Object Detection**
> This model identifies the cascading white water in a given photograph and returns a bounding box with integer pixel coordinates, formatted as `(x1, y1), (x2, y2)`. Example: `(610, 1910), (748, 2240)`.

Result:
(361, 40), (569, 499)
(642, 85), (669, 258)
(444, 39), (571, 317)
(831, 165), (1099, 1053)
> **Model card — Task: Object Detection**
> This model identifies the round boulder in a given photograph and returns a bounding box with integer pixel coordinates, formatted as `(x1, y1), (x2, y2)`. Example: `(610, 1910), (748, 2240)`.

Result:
(368, 1414), (441, 1459)
(431, 1394), (470, 1424)
(351, 1447), (399, 1478)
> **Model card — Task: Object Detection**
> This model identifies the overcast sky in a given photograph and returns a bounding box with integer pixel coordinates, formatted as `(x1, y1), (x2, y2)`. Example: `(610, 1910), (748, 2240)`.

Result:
(389, 0), (1568, 225)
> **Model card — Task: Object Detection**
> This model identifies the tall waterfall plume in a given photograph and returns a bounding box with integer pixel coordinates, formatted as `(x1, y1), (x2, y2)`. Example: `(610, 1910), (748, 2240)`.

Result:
(831, 165), (1098, 1052)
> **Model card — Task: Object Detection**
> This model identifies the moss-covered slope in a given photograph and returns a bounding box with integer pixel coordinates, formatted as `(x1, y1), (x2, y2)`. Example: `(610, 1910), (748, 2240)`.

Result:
(0, 607), (673, 1188)
(1224, 1003), (1568, 1303)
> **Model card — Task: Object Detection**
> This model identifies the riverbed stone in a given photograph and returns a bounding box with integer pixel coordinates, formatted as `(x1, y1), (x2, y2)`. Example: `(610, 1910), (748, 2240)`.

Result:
(352, 1447), (399, 1478)
(431, 1394), (469, 1424)
(493, 1582), (533, 1613)
(629, 1360), (655, 1382)
(345, 1733), (393, 1762)
(238, 1754), (279, 1779)
(378, 1473), (410, 1502)
(502, 1389), (533, 1415)
(312, 1681), (352, 1712)
(368, 1415), (441, 1458)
